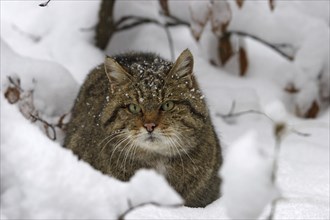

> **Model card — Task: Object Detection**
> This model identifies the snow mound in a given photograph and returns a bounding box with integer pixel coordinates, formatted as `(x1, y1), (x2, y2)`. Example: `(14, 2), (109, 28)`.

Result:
(0, 96), (182, 219)
(220, 131), (278, 219)
(1, 39), (79, 116)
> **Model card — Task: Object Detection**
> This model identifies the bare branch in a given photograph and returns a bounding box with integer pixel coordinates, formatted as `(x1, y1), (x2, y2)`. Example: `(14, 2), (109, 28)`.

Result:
(4, 76), (71, 141)
(267, 198), (279, 220)
(11, 24), (41, 43)
(226, 31), (295, 61)
(30, 114), (57, 140)
(163, 14), (190, 27)
(115, 16), (175, 61)
(39, 0), (51, 7)
(95, 0), (116, 50)
(216, 101), (311, 138)
(216, 101), (275, 123)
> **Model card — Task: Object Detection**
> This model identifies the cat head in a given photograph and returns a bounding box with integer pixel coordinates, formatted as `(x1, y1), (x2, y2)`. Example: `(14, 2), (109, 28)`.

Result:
(101, 49), (208, 157)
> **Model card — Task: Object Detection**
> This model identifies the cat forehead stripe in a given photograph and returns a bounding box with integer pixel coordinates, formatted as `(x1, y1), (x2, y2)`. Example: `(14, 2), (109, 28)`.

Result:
(113, 53), (172, 101)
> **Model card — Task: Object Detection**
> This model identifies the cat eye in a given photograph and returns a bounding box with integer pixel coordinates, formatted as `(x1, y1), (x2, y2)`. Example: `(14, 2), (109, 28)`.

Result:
(128, 104), (141, 114)
(161, 101), (175, 111)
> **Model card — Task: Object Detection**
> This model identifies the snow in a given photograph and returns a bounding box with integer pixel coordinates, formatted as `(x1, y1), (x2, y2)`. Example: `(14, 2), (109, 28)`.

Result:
(1, 39), (79, 116)
(1, 1), (329, 219)
(1, 95), (182, 219)
(220, 131), (278, 219)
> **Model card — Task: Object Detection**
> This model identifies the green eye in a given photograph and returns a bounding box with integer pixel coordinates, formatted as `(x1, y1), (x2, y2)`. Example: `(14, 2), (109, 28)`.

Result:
(128, 104), (141, 113)
(161, 101), (174, 111)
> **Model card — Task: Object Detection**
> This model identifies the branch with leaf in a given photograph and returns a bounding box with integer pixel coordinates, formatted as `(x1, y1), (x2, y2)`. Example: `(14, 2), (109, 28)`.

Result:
(217, 101), (310, 219)
(4, 76), (69, 141)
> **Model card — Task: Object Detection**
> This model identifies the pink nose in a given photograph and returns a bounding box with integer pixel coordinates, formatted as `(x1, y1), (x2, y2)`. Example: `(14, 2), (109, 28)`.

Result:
(144, 123), (156, 133)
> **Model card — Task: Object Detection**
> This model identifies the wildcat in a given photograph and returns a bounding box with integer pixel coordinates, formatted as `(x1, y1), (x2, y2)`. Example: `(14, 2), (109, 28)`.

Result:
(64, 49), (222, 207)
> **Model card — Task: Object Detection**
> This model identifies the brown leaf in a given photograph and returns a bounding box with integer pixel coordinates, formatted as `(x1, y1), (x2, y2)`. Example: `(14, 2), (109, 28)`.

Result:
(56, 113), (71, 131)
(284, 83), (300, 94)
(5, 87), (20, 104)
(304, 100), (319, 118)
(236, 0), (244, 8)
(295, 100), (320, 118)
(18, 91), (38, 121)
(218, 34), (233, 66)
(275, 122), (286, 139)
(189, 2), (211, 41)
(269, 0), (275, 11)
(210, 1), (231, 37)
(239, 47), (248, 76)
(159, 0), (170, 16)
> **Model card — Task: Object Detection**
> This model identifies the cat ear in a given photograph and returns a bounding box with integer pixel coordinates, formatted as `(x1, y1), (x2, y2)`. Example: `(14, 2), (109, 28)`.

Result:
(104, 56), (131, 93)
(169, 49), (194, 87)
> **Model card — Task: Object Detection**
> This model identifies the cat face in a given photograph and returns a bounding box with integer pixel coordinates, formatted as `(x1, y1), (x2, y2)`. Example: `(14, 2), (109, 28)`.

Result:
(101, 50), (207, 157)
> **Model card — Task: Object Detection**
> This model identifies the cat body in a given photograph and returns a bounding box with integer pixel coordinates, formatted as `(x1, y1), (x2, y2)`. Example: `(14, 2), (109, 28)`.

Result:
(64, 50), (222, 207)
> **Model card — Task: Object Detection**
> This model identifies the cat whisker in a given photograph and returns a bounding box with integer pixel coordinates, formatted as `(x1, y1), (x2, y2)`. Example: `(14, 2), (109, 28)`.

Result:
(127, 140), (139, 171)
(115, 134), (135, 169)
(99, 132), (128, 156)
(166, 136), (185, 179)
(122, 138), (137, 173)
(98, 130), (124, 146)
(109, 134), (131, 166)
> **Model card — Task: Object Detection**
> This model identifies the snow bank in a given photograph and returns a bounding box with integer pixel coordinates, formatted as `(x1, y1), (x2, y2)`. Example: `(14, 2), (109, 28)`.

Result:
(1, 95), (182, 219)
(1, 39), (79, 116)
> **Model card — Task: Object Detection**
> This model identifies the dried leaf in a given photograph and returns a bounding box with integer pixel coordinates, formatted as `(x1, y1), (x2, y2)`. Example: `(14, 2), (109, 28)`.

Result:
(295, 100), (320, 118)
(218, 34), (233, 66)
(189, 1), (211, 41)
(159, 0), (170, 16)
(236, 0), (244, 8)
(304, 100), (319, 118)
(274, 122), (286, 139)
(18, 91), (37, 121)
(269, 0), (275, 11)
(5, 87), (20, 104)
(5, 76), (61, 140)
(210, 0), (232, 36)
(209, 59), (218, 66)
(284, 83), (300, 94)
(238, 47), (248, 76)
(57, 113), (71, 131)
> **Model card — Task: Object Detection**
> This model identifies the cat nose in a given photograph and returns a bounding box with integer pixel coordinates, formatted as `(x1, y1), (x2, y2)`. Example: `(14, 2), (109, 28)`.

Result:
(144, 123), (156, 133)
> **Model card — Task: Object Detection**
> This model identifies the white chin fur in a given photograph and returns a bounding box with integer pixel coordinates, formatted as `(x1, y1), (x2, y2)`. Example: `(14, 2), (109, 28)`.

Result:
(135, 130), (173, 156)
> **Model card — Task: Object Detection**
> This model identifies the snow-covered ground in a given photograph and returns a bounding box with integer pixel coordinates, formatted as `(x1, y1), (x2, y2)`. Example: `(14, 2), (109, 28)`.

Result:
(1, 1), (329, 219)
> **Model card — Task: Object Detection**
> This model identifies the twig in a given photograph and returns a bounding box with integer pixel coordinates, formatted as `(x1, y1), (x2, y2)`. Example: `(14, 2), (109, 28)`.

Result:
(118, 200), (182, 220)
(266, 122), (285, 220)
(11, 24), (41, 43)
(115, 17), (158, 32)
(30, 114), (57, 140)
(5, 76), (70, 141)
(39, 0), (51, 7)
(8, 76), (23, 92)
(268, 198), (278, 220)
(226, 31), (295, 61)
(115, 16), (175, 61)
(216, 101), (275, 123)
(164, 14), (190, 26)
